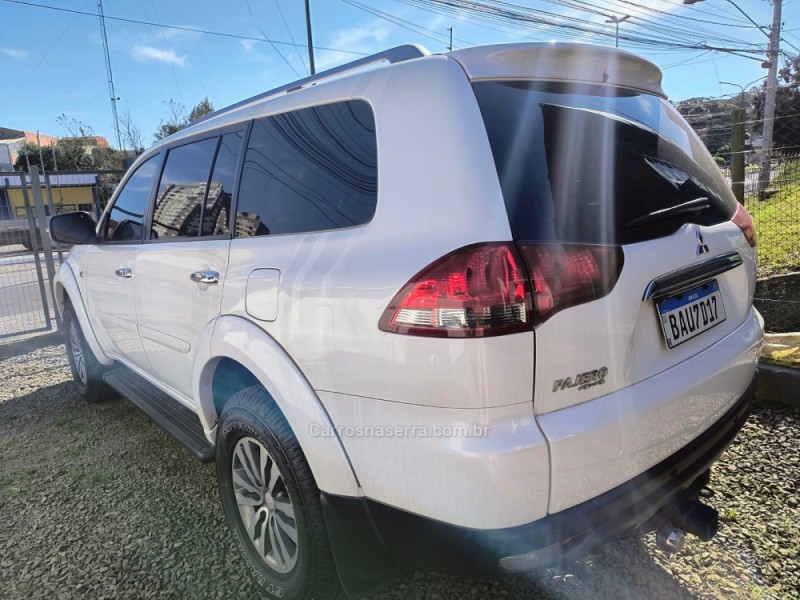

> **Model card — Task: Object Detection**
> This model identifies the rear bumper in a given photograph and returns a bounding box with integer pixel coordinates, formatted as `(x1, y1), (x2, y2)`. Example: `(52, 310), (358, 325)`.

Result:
(321, 371), (757, 597)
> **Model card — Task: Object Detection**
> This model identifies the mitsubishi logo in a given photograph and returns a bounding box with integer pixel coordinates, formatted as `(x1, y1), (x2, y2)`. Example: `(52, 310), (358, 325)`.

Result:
(695, 226), (710, 255)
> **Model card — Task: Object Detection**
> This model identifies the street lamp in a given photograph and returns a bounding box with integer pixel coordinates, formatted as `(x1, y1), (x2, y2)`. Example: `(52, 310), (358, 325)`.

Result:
(605, 14), (630, 49)
(720, 76), (767, 110)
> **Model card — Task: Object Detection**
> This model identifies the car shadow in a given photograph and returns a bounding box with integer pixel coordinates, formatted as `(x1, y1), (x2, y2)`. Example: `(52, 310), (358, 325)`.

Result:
(0, 381), (694, 599)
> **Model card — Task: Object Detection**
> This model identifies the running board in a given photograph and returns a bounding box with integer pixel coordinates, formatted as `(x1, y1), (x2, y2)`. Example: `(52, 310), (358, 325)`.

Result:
(103, 368), (215, 463)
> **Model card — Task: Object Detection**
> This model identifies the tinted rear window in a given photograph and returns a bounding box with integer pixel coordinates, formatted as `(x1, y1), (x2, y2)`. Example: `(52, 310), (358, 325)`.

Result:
(235, 100), (377, 237)
(472, 81), (738, 244)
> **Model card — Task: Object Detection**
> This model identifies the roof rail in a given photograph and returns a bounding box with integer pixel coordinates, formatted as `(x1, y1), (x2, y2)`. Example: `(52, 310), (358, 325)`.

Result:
(190, 44), (430, 127)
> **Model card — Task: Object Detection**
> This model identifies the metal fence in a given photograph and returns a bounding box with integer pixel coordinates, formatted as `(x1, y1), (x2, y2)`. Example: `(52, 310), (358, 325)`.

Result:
(0, 167), (125, 340)
(708, 100), (800, 368)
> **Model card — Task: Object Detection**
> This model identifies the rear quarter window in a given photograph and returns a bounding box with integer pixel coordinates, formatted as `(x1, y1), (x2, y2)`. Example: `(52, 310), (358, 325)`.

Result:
(235, 100), (378, 237)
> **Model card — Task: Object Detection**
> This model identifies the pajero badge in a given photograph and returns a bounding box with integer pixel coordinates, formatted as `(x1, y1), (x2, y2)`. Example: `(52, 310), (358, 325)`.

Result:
(553, 367), (608, 392)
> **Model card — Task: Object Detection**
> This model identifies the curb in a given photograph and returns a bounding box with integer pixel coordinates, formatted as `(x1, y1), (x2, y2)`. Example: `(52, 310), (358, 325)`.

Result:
(0, 331), (62, 357)
(756, 363), (800, 408)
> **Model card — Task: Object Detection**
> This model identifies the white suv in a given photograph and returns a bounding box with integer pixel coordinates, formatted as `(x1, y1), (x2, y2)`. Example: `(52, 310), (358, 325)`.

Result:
(50, 43), (763, 599)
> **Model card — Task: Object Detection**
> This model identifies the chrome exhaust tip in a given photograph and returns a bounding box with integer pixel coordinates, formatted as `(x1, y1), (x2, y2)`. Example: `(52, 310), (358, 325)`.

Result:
(656, 522), (686, 553)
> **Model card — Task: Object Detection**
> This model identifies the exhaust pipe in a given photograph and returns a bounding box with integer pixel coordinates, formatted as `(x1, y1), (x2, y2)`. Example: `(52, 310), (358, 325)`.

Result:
(656, 499), (718, 554)
(656, 523), (686, 553)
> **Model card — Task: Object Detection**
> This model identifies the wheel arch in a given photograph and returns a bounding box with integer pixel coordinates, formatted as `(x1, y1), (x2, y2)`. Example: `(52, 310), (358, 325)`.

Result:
(194, 315), (361, 497)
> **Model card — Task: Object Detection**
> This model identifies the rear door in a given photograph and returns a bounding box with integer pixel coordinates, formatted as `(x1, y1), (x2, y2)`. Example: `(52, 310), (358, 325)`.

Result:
(472, 80), (756, 414)
(133, 129), (245, 400)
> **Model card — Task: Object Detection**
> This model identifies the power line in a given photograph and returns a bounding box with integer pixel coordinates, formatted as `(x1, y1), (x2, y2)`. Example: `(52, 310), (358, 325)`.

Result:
(0, 2), (83, 111)
(541, 0), (758, 46)
(398, 0), (766, 55)
(615, 0), (764, 29)
(273, 0), (309, 74)
(242, 0), (302, 78)
(342, 0), (475, 49)
(0, 0), (369, 57)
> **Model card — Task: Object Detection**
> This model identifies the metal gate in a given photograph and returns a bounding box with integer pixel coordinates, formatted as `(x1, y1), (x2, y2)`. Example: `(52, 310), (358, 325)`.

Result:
(0, 168), (57, 339)
(0, 167), (126, 340)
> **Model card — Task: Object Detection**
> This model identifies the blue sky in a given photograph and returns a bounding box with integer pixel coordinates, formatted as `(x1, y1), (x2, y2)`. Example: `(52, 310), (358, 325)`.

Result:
(1, 0), (797, 150)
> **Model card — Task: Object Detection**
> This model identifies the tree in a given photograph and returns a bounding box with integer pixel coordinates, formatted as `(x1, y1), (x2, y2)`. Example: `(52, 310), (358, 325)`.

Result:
(13, 114), (123, 172)
(153, 99), (186, 142)
(119, 109), (145, 155)
(187, 97), (214, 123)
(676, 97), (737, 155)
(153, 97), (215, 141)
(12, 144), (58, 172)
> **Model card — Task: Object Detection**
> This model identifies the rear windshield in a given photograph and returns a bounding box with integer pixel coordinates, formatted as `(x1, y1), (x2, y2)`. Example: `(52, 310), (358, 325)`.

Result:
(472, 81), (738, 245)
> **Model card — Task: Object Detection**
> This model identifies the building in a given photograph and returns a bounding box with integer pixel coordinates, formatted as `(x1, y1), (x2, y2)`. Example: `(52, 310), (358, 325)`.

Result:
(0, 128), (58, 171)
(0, 173), (98, 220)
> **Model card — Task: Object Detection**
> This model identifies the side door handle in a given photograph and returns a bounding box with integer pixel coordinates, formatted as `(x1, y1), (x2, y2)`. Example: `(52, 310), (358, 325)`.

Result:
(190, 270), (220, 284)
(115, 267), (132, 278)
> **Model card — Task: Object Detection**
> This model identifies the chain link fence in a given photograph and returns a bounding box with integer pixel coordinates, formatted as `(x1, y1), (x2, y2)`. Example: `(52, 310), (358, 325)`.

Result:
(0, 168), (125, 341)
(712, 103), (800, 367)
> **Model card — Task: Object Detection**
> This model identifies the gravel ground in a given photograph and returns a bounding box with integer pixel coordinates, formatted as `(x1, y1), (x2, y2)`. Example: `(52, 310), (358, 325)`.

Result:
(0, 343), (798, 600)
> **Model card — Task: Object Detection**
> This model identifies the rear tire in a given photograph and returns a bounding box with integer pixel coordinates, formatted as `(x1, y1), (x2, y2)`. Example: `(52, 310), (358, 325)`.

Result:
(63, 302), (109, 403)
(216, 385), (343, 600)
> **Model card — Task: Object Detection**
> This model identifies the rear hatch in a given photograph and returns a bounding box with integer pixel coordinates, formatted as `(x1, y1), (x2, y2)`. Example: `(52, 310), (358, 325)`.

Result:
(465, 60), (755, 414)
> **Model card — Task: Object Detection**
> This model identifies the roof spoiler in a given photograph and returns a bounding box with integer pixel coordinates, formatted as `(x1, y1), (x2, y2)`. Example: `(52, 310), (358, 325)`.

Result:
(449, 42), (666, 98)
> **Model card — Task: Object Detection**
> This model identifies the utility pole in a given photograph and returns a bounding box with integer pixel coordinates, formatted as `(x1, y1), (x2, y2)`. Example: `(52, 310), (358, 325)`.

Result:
(758, 0), (782, 197)
(97, 0), (122, 151)
(447, 27), (453, 52)
(36, 131), (45, 170)
(305, 0), (316, 75)
(731, 108), (746, 204)
(605, 15), (630, 48)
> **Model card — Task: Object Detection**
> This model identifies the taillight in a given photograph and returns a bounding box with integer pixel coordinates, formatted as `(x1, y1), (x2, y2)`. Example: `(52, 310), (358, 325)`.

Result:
(378, 243), (531, 338)
(517, 243), (624, 324)
(732, 203), (756, 247)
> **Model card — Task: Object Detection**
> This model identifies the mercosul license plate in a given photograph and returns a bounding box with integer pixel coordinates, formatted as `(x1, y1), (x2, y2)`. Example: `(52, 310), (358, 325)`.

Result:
(657, 280), (726, 349)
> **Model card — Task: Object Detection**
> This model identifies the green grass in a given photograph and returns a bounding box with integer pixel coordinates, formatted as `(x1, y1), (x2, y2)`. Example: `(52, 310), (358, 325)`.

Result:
(0, 467), (39, 497)
(745, 159), (800, 277)
(721, 508), (740, 523)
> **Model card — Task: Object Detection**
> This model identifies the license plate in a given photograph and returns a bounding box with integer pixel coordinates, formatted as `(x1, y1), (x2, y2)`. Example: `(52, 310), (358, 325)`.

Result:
(657, 280), (726, 349)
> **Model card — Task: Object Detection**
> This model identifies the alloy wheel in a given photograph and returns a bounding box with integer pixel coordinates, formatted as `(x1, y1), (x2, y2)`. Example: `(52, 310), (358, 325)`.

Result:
(69, 319), (87, 385)
(232, 437), (299, 574)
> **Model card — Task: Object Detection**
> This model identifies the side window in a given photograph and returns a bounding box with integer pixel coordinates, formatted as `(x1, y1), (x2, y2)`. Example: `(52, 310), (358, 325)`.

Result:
(235, 100), (377, 237)
(106, 154), (159, 242)
(152, 137), (218, 240)
(203, 131), (244, 236)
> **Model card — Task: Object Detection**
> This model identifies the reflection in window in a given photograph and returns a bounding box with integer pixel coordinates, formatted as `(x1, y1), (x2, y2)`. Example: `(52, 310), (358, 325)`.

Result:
(152, 137), (218, 239)
(203, 131), (243, 236)
(235, 100), (377, 237)
(107, 154), (159, 242)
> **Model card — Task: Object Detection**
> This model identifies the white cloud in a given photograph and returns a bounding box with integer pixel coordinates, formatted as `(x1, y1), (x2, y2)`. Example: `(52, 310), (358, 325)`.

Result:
(239, 39), (275, 65)
(316, 21), (392, 70)
(240, 39), (259, 54)
(0, 47), (28, 60)
(132, 45), (187, 66)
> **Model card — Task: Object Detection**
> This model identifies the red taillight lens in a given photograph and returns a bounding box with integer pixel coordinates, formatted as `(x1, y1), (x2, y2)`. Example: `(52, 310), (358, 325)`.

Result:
(732, 203), (756, 247)
(517, 243), (624, 324)
(379, 243), (531, 338)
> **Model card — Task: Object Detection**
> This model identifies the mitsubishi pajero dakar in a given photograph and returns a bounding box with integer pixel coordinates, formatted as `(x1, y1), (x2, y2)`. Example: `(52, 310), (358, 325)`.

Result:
(49, 43), (763, 599)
